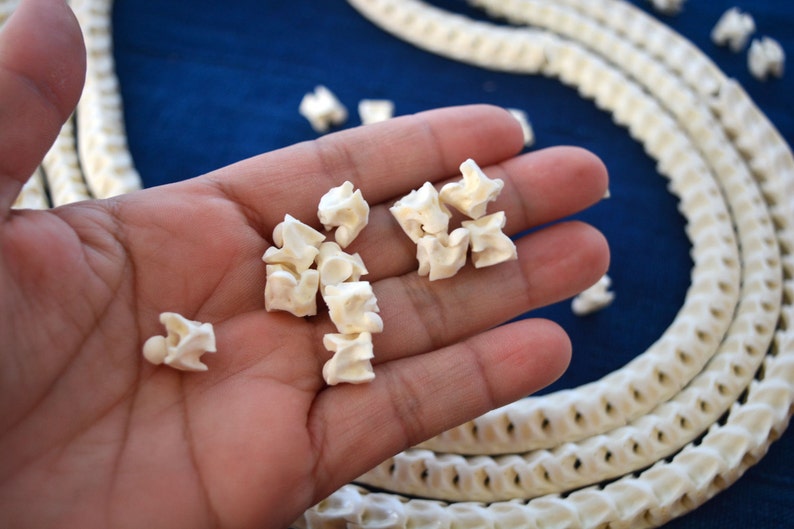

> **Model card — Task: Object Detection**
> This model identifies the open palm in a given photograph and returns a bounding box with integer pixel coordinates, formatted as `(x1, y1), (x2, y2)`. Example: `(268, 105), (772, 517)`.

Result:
(0, 2), (608, 528)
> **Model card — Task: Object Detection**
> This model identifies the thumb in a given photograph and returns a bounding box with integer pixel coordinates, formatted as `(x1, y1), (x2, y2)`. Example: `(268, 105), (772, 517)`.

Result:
(0, 0), (86, 213)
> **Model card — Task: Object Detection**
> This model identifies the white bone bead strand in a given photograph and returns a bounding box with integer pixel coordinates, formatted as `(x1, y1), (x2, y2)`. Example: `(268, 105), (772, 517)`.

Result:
(439, 158), (505, 219)
(317, 180), (370, 248)
(71, 0), (143, 198)
(390, 181), (452, 243)
(312, 0), (791, 527)
(462, 211), (517, 268)
(142, 312), (216, 372)
(299, 85), (348, 133)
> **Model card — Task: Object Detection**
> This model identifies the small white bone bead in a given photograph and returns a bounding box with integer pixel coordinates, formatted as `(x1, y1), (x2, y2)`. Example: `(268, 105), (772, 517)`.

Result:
(647, 0), (685, 15)
(507, 108), (535, 147)
(711, 8), (755, 52)
(572, 274), (615, 316)
(263, 214), (326, 272)
(316, 241), (368, 290)
(748, 37), (785, 81)
(462, 211), (517, 268)
(142, 312), (216, 372)
(439, 159), (504, 220)
(358, 99), (395, 125)
(264, 264), (321, 317)
(322, 332), (376, 385)
(390, 181), (452, 243)
(271, 213), (326, 250)
(416, 228), (470, 281)
(299, 85), (348, 133)
(317, 181), (370, 248)
(323, 281), (384, 334)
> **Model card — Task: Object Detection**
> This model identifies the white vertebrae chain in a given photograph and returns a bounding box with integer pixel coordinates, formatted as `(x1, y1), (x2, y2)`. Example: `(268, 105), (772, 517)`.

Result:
(299, 0), (794, 527)
(417, 0), (774, 454)
(350, 0), (780, 502)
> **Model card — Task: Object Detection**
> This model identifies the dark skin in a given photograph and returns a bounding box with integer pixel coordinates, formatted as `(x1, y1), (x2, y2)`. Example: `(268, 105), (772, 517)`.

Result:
(0, 1), (609, 528)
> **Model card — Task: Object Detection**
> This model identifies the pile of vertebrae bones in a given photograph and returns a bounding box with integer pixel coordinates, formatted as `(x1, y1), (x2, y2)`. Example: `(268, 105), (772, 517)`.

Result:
(4, 0), (794, 528)
(261, 166), (516, 386)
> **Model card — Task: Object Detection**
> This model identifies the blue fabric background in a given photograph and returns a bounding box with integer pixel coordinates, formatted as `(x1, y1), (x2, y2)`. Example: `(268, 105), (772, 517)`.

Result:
(111, 1), (793, 527)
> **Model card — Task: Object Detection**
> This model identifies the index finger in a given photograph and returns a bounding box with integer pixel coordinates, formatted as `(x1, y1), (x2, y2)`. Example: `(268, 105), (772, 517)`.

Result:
(200, 104), (525, 234)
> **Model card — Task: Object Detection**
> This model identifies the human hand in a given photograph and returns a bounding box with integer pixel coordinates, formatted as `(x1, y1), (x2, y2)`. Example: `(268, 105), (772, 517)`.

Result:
(0, 1), (608, 528)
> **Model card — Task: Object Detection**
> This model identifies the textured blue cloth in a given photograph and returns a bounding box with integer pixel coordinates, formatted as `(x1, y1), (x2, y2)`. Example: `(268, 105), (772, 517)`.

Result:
(112, 1), (793, 527)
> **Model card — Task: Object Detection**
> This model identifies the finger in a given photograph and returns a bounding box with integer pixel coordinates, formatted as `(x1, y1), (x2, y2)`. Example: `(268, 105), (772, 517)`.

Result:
(495, 146), (609, 233)
(307, 317), (572, 496)
(0, 0), (85, 212)
(365, 220), (608, 364)
(353, 146), (609, 280)
(200, 104), (525, 233)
